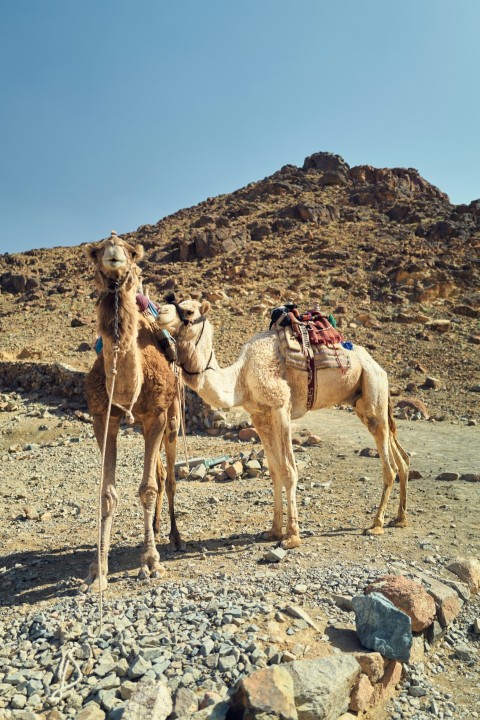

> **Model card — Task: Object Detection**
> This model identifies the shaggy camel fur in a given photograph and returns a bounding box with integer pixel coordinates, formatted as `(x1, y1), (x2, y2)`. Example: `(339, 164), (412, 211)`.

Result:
(156, 297), (409, 549)
(81, 233), (182, 592)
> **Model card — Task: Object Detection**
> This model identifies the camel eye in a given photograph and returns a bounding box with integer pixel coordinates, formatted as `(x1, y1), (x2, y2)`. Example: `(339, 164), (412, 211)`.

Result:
(185, 310), (194, 317)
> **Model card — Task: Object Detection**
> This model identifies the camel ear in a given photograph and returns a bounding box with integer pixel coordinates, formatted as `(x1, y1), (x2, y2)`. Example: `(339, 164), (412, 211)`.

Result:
(133, 244), (144, 262)
(84, 243), (98, 262)
(124, 242), (144, 263)
(200, 300), (211, 315)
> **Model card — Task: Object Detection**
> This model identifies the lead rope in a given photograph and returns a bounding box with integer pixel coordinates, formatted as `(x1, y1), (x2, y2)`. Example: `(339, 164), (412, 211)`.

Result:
(48, 647), (83, 705)
(96, 284), (121, 635)
(176, 365), (190, 472)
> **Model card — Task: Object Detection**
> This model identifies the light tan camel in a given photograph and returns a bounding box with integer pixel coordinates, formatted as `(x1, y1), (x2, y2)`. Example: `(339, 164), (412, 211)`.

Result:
(156, 296), (409, 549)
(81, 233), (182, 592)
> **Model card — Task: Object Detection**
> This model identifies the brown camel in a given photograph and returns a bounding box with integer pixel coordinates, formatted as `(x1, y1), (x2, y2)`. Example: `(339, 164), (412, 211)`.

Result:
(81, 232), (182, 592)
(156, 297), (410, 549)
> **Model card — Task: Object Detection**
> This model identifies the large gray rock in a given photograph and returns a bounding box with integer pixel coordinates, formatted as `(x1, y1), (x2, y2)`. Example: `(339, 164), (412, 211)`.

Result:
(352, 592), (412, 662)
(283, 656), (361, 720)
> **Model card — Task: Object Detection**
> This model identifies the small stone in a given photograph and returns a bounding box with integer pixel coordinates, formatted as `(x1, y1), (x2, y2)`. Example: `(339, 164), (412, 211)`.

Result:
(436, 472), (460, 481)
(264, 548), (287, 563)
(11, 694), (27, 710)
(282, 605), (319, 631)
(304, 434), (322, 445)
(359, 447), (379, 458)
(225, 461), (244, 480)
(293, 584), (308, 595)
(460, 473), (480, 482)
(424, 376), (442, 389)
(246, 460), (262, 477)
(473, 618), (480, 634)
(128, 655), (152, 679)
(190, 463), (207, 480)
(454, 642), (477, 663)
(238, 427), (260, 442)
(349, 673), (374, 712)
(75, 704), (106, 720)
(354, 652), (386, 684)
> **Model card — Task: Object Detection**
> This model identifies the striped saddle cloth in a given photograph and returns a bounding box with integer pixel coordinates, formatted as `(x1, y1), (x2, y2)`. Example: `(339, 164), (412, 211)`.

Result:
(276, 324), (352, 372)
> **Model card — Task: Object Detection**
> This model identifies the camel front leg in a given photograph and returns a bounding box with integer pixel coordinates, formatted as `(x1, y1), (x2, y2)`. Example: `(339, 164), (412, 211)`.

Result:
(164, 399), (184, 550)
(80, 414), (121, 593)
(251, 408), (301, 548)
(153, 454), (166, 541)
(138, 413), (167, 579)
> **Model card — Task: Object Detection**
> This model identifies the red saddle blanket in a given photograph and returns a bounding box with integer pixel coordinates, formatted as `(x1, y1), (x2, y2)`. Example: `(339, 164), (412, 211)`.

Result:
(289, 309), (344, 348)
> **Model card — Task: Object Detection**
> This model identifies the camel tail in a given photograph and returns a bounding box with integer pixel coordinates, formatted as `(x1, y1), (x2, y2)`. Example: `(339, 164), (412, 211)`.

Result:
(388, 395), (410, 468)
(388, 396), (398, 437)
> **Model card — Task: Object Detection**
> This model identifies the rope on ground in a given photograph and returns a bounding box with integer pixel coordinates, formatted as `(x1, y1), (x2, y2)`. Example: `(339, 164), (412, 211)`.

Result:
(48, 647), (83, 705)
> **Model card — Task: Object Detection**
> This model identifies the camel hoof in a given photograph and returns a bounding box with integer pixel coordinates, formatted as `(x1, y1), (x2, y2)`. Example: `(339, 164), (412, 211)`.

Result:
(365, 526), (385, 536)
(152, 567), (167, 579)
(169, 536), (186, 552)
(78, 575), (108, 594)
(261, 529), (283, 542)
(389, 517), (407, 528)
(281, 535), (301, 549)
(138, 567), (151, 580)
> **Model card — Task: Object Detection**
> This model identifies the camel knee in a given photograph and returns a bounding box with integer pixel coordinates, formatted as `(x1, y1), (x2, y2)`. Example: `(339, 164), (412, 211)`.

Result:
(139, 487), (157, 510)
(101, 487), (118, 517)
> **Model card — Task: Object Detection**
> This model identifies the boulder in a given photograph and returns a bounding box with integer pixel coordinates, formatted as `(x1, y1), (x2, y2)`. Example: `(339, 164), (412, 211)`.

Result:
(352, 592), (412, 662)
(233, 665), (297, 720)
(283, 656), (361, 720)
(302, 152), (350, 174)
(123, 680), (172, 720)
(410, 571), (463, 627)
(364, 575), (436, 631)
(395, 397), (430, 419)
(447, 556), (480, 594)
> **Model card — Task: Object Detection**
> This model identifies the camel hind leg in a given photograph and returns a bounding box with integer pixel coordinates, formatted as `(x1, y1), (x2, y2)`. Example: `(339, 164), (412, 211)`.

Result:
(152, 399), (184, 550)
(164, 398), (185, 550)
(387, 400), (409, 528)
(138, 412), (168, 579)
(354, 371), (409, 535)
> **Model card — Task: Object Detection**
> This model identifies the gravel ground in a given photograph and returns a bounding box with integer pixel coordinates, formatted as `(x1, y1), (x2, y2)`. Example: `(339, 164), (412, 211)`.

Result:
(0, 391), (479, 719)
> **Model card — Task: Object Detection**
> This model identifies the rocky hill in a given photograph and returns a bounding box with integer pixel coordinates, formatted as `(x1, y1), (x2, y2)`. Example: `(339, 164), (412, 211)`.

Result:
(1, 151), (479, 421)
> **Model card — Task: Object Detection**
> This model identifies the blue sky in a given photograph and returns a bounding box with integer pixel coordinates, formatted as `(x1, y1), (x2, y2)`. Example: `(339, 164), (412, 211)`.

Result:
(0, 0), (478, 254)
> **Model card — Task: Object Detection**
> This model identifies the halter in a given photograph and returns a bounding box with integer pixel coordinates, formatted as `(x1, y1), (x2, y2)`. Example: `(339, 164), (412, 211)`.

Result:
(167, 299), (216, 376)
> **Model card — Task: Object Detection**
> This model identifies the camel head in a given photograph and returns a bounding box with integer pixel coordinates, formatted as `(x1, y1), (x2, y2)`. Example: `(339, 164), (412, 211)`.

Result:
(156, 294), (211, 340)
(84, 231), (144, 292)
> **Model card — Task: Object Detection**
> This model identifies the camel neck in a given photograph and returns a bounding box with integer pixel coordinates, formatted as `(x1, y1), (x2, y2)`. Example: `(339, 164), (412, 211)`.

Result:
(98, 288), (142, 407)
(177, 322), (241, 409)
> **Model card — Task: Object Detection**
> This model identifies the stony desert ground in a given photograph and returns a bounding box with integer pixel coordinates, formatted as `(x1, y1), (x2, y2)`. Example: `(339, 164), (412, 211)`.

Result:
(0, 152), (479, 718)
